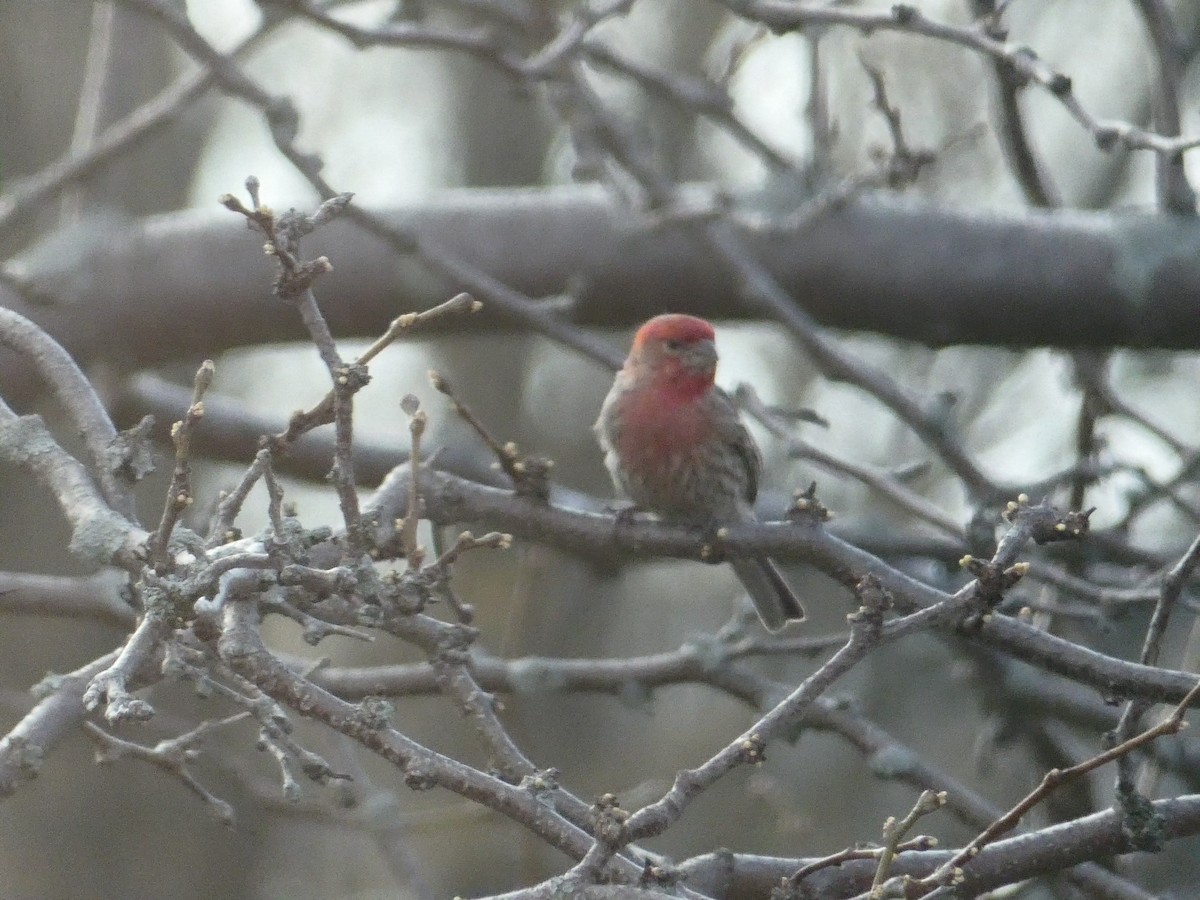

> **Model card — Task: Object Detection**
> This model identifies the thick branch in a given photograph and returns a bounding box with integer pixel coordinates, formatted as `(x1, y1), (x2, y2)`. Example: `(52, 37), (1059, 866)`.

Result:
(0, 570), (134, 628)
(679, 792), (1200, 897)
(0, 651), (119, 797)
(365, 466), (1200, 705)
(11, 188), (1200, 402)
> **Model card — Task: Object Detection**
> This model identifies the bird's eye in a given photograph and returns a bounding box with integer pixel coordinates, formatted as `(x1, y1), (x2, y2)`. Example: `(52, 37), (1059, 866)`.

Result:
(664, 339), (684, 352)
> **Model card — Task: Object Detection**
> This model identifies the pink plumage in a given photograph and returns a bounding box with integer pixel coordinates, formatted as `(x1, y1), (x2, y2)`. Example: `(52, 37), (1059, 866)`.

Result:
(594, 314), (805, 630)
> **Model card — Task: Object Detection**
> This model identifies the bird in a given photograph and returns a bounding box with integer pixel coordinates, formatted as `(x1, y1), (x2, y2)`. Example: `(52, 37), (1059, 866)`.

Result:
(594, 313), (805, 630)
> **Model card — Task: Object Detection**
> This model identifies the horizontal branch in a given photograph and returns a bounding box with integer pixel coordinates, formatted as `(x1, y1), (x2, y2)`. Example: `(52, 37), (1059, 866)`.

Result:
(0, 570), (135, 628)
(367, 465), (1200, 706)
(7, 186), (1200, 400)
(680, 792), (1200, 896)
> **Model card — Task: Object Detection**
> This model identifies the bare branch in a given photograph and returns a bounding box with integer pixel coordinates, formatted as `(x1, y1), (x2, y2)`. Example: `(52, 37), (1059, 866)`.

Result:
(148, 359), (215, 573)
(0, 651), (119, 797)
(0, 307), (136, 516)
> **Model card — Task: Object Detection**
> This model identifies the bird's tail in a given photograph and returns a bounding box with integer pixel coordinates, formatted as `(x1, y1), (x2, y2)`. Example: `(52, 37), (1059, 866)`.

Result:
(729, 556), (805, 631)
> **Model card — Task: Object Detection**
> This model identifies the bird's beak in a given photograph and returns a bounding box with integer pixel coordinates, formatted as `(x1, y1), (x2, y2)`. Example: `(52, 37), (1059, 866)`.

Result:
(684, 338), (718, 373)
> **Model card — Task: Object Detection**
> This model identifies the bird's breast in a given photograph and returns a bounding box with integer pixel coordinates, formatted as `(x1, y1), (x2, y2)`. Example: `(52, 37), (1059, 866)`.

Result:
(606, 392), (737, 518)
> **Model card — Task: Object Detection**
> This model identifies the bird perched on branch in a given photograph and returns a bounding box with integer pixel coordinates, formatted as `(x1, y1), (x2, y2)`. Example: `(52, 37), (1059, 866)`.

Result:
(594, 313), (805, 630)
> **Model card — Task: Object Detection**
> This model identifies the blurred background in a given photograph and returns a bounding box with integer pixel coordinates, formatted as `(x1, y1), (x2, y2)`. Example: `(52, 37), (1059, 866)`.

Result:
(3, 1), (1200, 897)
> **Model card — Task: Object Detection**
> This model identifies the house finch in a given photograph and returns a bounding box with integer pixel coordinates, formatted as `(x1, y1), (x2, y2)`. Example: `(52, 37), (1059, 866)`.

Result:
(594, 313), (805, 630)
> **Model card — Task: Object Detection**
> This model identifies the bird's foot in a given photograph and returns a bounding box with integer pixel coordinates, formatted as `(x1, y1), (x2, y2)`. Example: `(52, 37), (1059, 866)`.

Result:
(607, 502), (644, 529)
(697, 520), (731, 564)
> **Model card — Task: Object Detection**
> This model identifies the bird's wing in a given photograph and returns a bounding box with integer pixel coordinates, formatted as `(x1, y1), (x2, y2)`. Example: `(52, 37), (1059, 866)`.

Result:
(710, 386), (762, 504)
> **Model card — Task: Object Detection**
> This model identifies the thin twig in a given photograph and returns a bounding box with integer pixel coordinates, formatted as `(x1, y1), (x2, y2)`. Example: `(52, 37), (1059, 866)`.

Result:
(84, 713), (248, 826)
(429, 370), (553, 501)
(872, 791), (946, 890)
(737, 383), (965, 540)
(579, 40), (796, 173)
(149, 360), (215, 573)
(1129, 0), (1196, 213)
(1112, 530), (1200, 790)
(399, 394), (426, 567)
(59, 0), (115, 223)
(917, 677), (1200, 890)
(0, 22), (274, 231)
(207, 448), (271, 548)
(359, 292), (481, 368)
(726, 0), (1200, 158)
(789, 835), (937, 886)
(969, 0), (1060, 207)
